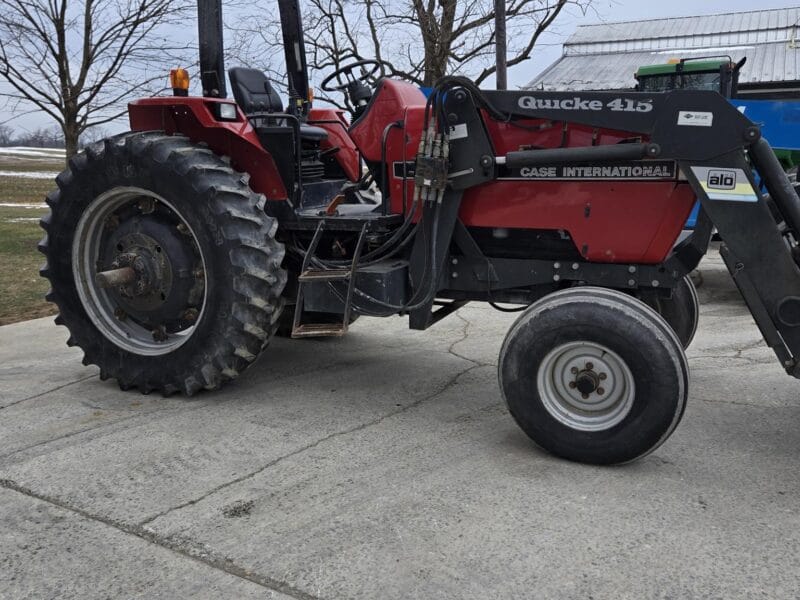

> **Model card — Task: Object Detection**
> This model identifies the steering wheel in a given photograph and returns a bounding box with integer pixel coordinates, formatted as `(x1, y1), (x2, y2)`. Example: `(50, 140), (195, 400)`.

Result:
(320, 59), (389, 92)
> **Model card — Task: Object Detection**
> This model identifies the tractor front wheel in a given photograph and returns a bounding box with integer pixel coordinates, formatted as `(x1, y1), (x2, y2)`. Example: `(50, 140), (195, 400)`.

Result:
(499, 287), (689, 464)
(39, 132), (286, 395)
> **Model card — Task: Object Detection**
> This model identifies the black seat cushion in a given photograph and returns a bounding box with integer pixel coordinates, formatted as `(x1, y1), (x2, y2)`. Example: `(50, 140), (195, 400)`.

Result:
(299, 123), (328, 142)
(228, 67), (283, 114)
(229, 66), (328, 143)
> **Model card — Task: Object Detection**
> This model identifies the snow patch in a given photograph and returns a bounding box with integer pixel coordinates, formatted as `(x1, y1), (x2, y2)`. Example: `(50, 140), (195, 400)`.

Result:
(0, 146), (65, 157)
(0, 170), (58, 179)
(0, 202), (48, 209)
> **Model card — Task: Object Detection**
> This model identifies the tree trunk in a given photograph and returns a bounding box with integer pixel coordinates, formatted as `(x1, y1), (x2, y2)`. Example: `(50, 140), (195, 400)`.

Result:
(63, 121), (80, 164)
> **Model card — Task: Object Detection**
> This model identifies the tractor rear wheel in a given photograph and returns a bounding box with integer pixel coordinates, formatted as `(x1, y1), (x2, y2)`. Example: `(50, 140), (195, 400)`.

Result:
(641, 275), (699, 349)
(39, 132), (286, 395)
(499, 287), (688, 464)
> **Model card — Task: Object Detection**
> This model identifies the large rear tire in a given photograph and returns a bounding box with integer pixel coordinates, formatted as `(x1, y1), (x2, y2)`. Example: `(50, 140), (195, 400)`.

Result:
(39, 132), (287, 395)
(499, 287), (689, 465)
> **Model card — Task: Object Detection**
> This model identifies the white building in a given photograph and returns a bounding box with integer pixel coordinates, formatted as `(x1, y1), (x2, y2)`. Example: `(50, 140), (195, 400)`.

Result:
(528, 7), (800, 98)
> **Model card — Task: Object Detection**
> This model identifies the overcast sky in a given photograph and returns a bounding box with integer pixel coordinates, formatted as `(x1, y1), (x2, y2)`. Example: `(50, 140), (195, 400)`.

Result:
(3, 0), (800, 134)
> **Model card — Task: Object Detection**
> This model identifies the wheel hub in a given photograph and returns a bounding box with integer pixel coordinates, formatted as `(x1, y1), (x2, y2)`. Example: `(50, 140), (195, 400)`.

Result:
(72, 187), (207, 355)
(537, 341), (635, 432)
(574, 369), (600, 395)
(106, 230), (173, 310)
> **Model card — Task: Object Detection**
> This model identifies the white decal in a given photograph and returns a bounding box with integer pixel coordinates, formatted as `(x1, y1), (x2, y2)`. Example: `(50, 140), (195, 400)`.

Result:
(449, 123), (468, 140)
(678, 111), (714, 127)
(517, 96), (653, 113)
(690, 166), (758, 202)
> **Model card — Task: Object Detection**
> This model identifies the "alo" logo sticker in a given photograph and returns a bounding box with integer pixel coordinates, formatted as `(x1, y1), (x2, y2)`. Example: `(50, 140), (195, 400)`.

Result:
(707, 170), (737, 190)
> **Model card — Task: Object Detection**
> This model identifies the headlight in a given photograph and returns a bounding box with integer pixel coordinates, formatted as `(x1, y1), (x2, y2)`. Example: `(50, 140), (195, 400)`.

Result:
(218, 103), (237, 120)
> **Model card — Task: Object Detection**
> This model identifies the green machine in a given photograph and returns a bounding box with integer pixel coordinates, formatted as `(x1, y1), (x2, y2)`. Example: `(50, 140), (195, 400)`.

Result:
(636, 57), (800, 170)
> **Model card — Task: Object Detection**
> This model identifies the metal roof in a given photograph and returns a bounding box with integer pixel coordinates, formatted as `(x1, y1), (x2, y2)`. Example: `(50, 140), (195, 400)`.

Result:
(529, 7), (800, 91)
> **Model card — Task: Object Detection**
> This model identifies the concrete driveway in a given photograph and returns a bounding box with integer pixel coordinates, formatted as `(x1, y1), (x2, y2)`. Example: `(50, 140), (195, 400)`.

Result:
(1, 248), (799, 599)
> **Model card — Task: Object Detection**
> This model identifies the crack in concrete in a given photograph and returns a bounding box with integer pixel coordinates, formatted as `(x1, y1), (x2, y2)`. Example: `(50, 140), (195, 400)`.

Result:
(447, 313), (492, 367)
(0, 478), (320, 600)
(734, 338), (769, 358)
(139, 362), (482, 528)
(0, 316), (483, 467)
(0, 402), (205, 465)
(0, 373), (99, 410)
(694, 395), (782, 408)
(689, 354), (774, 367)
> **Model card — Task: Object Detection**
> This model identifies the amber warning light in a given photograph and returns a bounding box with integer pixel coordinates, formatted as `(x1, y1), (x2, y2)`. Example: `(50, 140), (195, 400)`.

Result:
(170, 68), (190, 96)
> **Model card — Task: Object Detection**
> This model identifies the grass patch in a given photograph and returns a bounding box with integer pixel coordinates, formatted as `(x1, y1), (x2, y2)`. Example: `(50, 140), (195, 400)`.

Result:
(0, 166), (60, 325)
(0, 204), (53, 325)
(0, 177), (55, 205)
(0, 160), (63, 172)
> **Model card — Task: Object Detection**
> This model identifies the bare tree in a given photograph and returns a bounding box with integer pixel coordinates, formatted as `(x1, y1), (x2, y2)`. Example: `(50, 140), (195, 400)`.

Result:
(0, 124), (13, 146)
(231, 0), (591, 108)
(0, 0), (192, 160)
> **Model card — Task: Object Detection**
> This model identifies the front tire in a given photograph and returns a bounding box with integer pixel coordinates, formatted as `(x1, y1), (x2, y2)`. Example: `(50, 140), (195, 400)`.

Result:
(499, 287), (689, 465)
(39, 132), (286, 395)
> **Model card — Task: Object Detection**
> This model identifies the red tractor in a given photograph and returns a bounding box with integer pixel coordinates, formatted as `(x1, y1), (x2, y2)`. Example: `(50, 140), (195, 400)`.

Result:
(39, 0), (800, 464)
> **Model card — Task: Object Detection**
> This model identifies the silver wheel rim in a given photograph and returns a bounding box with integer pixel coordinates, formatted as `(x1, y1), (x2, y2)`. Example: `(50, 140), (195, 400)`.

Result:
(71, 187), (207, 356)
(537, 341), (635, 432)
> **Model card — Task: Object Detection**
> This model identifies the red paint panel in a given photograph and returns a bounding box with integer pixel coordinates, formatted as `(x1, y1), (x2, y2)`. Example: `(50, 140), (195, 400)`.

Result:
(482, 116), (647, 155)
(308, 107), (361, 181)
(379, 105), (694, 264)
(128, 97), (288, 200)
(459, 181), (696, 264)
(348, 80), (427, 162)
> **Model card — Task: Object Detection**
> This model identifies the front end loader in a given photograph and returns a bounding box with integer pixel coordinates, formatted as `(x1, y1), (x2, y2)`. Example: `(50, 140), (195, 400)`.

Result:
(38, 0), (800, 465)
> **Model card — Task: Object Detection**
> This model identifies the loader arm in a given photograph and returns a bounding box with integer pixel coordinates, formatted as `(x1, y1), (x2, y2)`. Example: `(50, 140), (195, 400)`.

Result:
(426, 85), (800, 374)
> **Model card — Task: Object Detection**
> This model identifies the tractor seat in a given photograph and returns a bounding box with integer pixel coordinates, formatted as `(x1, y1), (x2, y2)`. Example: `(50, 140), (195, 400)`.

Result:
(228, 67), (328, 142)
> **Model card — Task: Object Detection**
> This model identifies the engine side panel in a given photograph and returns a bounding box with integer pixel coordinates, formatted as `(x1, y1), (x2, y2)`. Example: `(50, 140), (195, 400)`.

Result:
(308, 107), (361, 181)
(382, 105), (695, 264)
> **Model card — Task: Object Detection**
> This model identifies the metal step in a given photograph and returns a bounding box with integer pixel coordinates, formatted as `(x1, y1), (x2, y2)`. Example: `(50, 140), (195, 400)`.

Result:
(291, 323), (347, 338)
(298, 268), (351, 281)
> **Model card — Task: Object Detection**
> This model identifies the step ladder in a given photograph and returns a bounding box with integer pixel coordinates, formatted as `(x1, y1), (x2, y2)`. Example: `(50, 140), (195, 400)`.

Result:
(291, 220), (369, 338)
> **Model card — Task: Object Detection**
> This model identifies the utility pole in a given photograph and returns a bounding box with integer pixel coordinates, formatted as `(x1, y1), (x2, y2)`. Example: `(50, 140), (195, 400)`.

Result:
(495, 0), (507, 90)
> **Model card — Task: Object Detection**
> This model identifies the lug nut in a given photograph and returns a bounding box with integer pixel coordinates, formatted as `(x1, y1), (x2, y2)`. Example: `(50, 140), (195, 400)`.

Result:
(597, 387), (605, 395)
(570, 367), (578, 374)
(599, 372), (607, 380)
(581, 393), (589, 399)
(586, 362), (594, 370)
(569, 381), (577, 389)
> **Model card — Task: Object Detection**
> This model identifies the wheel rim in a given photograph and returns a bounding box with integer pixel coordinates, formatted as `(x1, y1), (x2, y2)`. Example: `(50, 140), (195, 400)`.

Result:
(72, 187), (208, 356)
(536, 341), (635, 432)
